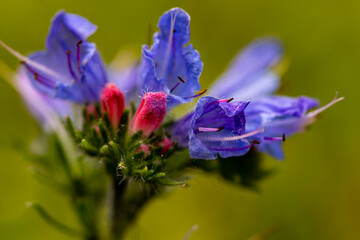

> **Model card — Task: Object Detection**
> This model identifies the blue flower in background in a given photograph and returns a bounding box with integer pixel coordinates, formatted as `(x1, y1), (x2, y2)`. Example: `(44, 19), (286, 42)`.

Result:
(138, 7), (204, 109)
(22, 10), (108, 103)
(208, 37), (283, 101)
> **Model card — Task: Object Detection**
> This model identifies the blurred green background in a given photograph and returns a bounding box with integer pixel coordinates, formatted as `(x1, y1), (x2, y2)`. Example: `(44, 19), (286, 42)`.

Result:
(0, 0), (358, 239)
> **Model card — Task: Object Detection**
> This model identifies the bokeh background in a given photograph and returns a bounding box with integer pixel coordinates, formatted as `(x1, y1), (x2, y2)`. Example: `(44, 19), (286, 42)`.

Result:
(0, 0), (358, 239)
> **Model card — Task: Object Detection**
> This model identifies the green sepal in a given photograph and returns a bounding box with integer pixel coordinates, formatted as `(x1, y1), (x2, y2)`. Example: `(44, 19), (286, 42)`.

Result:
(145, 172), (166, 181)
(80, 139), (98, 155)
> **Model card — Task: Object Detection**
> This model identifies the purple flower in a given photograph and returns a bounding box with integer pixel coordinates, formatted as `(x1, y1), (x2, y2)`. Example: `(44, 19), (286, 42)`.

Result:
(21, 10), (108, 103)
(246, 94), (343, 159)
(171, 34), (343, 160)
(208, 38), (283, 100)
(138, 8), (204, 109)
(172, 96), (262, 159)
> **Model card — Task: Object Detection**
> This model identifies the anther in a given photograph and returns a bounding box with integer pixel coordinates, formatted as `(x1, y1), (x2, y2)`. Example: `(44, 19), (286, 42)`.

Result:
(177, 76), (185, 83)
(282, 133), (286, 142)
(226, 97), (234, 103)
(170, 76), (186, 93)
(66, 50), (79, 81)
(184, 89), (207, 99)
(251, 140), (260, 144)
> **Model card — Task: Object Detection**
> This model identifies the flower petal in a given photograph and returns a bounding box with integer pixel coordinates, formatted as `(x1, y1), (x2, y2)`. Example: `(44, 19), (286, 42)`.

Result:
(209, 37), (283, 100)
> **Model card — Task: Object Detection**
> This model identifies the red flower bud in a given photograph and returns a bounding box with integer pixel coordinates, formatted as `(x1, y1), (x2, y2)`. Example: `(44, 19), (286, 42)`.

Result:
(131, 92), (166, 137)
(100, 83), (125, 129)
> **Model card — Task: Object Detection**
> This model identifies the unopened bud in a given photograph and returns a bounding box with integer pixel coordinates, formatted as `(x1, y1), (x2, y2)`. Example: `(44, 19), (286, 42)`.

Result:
(131, 92), (166, 137)
(85, 104), (98, 120)
(156, 136), (173, 154)
(135, 144), (151, 156)
(100, 83), (125, 130)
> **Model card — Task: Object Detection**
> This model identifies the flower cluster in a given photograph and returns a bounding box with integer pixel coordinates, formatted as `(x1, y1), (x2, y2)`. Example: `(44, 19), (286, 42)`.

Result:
(0, 7), (344, 240)
(0, 8), (342, 163)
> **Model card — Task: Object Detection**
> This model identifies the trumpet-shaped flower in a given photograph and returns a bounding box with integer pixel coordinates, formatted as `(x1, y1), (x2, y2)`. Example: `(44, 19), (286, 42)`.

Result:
(138, 8), (203, 109)
(20, 11), (108, 103)
(172, 96), (262, 159)
(246, 94), (343, 159)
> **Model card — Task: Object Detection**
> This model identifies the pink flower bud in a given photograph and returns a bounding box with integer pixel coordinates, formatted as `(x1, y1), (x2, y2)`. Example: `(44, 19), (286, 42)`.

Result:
(156, 136), (173, 154)
(135, 144), (150, 156)
(100, 83), (125, 129)
(85, 104), (98, 120)
(131, 92), (167, 137)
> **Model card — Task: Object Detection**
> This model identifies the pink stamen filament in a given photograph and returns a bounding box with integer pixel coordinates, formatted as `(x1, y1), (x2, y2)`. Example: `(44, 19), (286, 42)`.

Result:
(205, 127), (263, 142)
(66, 50), (79, 81)
(218, 97), (234, 103)
(198, 127), (224, 132)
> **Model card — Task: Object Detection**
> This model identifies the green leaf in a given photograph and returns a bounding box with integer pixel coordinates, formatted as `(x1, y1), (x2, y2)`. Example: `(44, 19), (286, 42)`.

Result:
(27, 202), (83, 237)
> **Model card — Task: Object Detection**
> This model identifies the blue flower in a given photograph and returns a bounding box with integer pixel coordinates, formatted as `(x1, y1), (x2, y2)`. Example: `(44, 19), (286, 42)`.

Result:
(208, 37), (283, 100)
(246, 94), (343, 159)
(138, 8), (204, 109)
(21, 10), (108, 103)
(172, 96), (262, 160)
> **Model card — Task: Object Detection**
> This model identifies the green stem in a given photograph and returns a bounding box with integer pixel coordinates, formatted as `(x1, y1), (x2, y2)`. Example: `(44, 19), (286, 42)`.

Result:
(111, 179), (128, 240)
(110, 179), (157, 240)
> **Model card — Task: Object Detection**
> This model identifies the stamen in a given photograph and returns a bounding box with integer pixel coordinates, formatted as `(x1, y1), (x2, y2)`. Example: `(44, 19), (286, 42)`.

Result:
(0, 40), (66, 82)
(66, 50), (79, 81)
(197, 127), (224, 133)
(76, 40), (83, 74)
(218, 97), (234, 103)
(184, 89), (207, 99)
(251, 140), (261, 144)
(177, 76), (185, 83)
(206, 127), (263, 142)
(264, 136), (284, 142)
(21, 61), (56, 88)
(226, 97), (234, 103)
(170, 77), (186, 93)
(306, 92), (344, 119)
